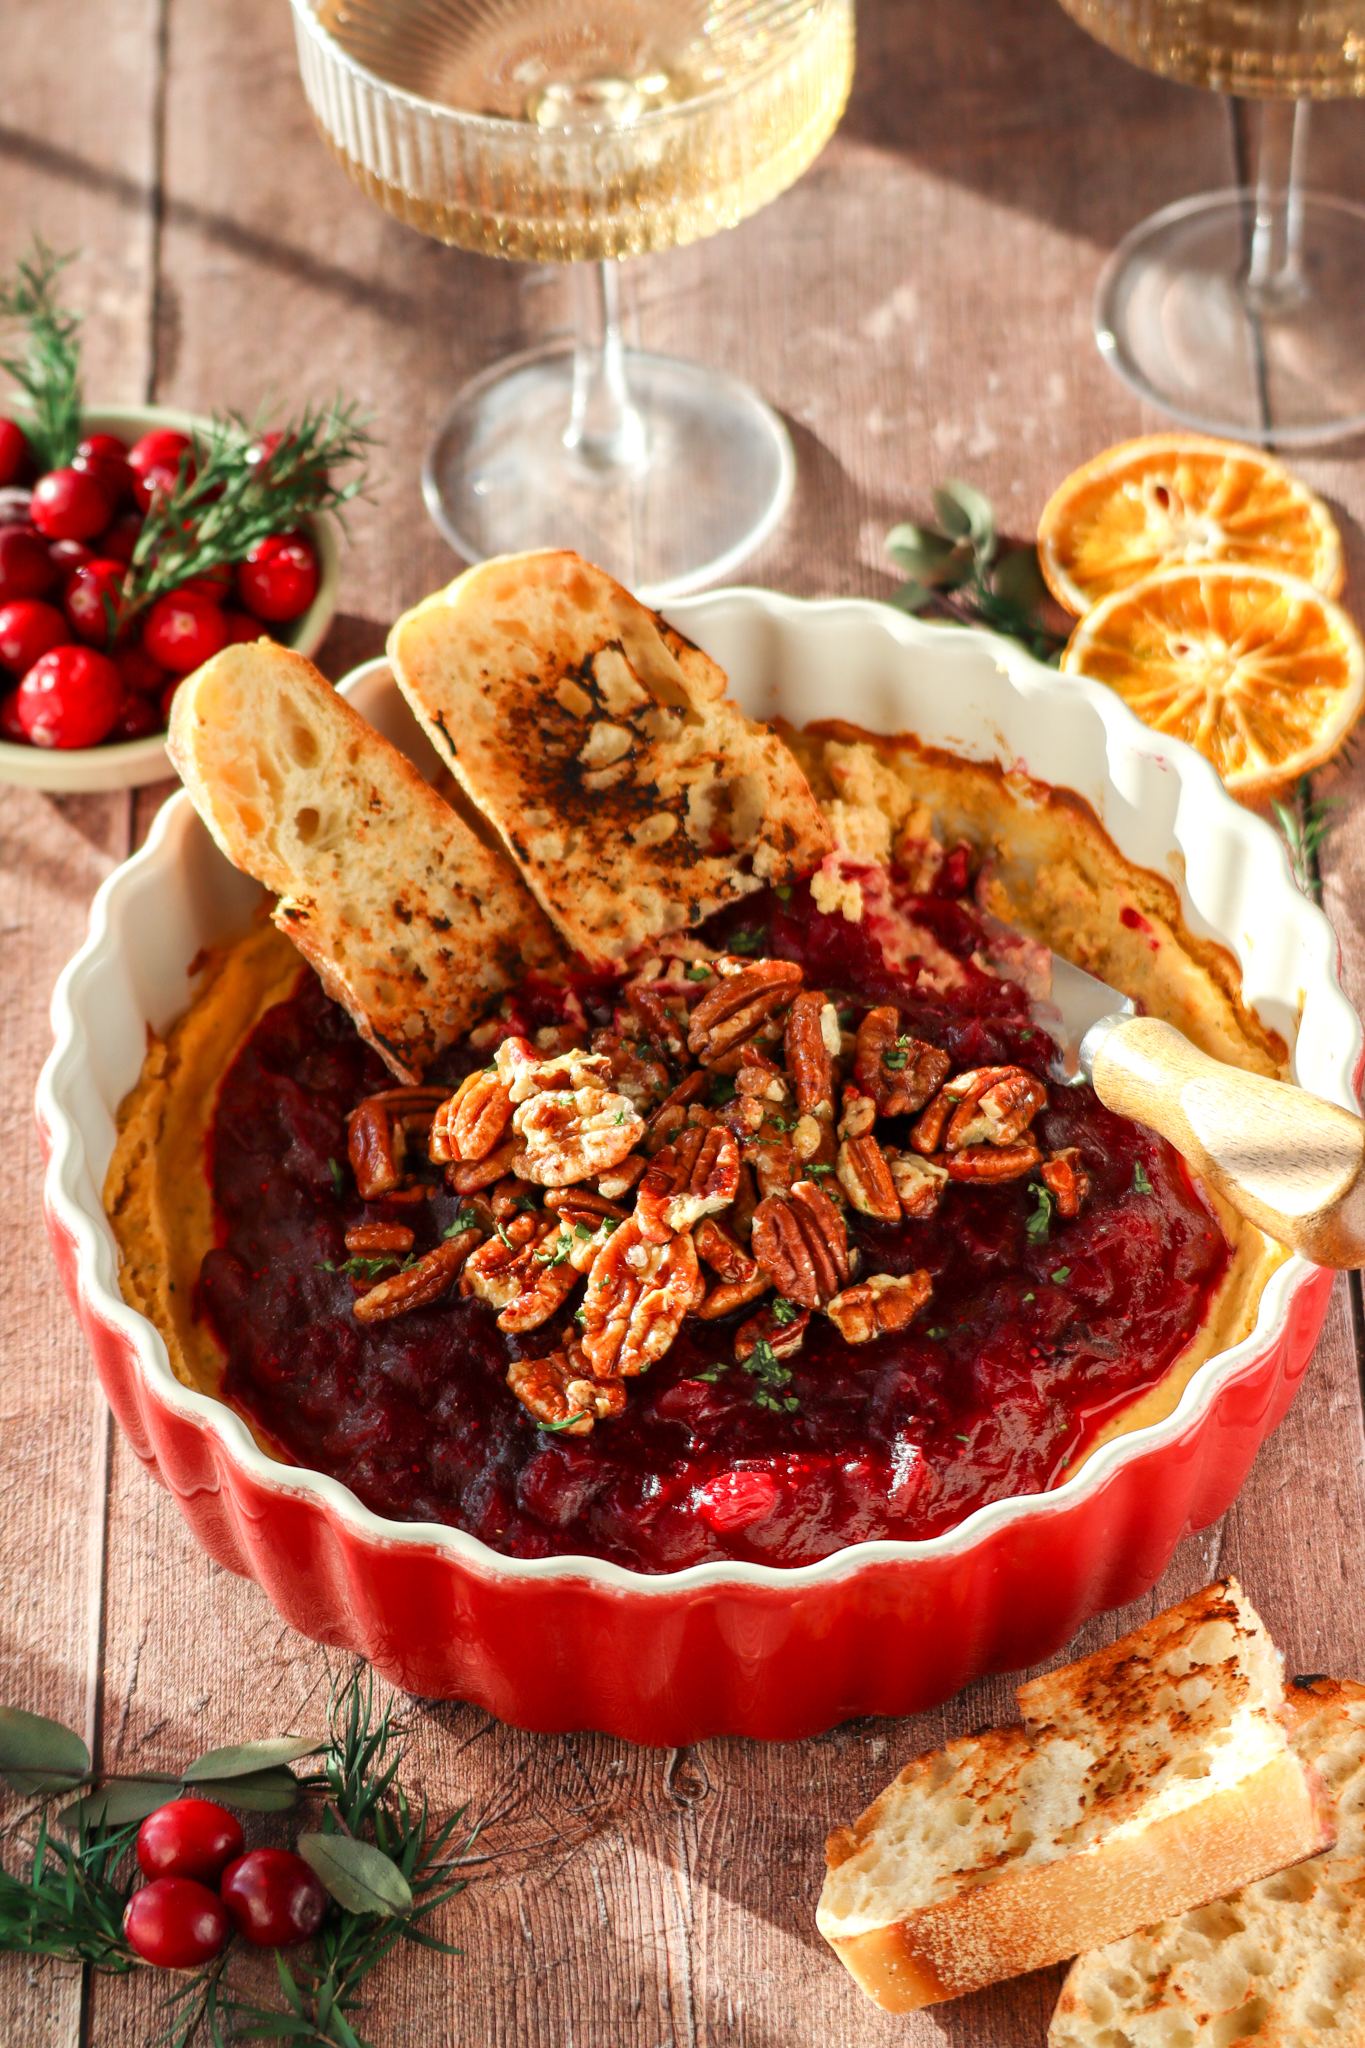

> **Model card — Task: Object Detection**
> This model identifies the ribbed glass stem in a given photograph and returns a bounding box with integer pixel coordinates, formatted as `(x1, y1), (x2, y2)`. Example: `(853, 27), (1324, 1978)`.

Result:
(563, 261), (646, 471)
(1244, 99), (1312, 311)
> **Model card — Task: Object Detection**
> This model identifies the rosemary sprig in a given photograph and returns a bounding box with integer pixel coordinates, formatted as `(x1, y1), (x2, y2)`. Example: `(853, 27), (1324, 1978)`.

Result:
(1272, 775), (1336, 897)
(121, 401), (373, 626)
(0, 1808), (138, 1972)
(886, 481), (1068, 664)
(0, 239), (82, 471)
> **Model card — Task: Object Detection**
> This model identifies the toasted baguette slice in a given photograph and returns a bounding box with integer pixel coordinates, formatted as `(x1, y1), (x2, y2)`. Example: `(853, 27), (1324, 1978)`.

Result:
(816, 1580), (1334, 2014)
(1050, 1675), (1365, 2047)
(386, 550), (834, 968)
(167, 642), (561, 1081)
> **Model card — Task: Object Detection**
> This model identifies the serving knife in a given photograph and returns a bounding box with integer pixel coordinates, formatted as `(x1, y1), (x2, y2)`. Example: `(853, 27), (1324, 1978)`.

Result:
(1043, 954), (1365, 1269)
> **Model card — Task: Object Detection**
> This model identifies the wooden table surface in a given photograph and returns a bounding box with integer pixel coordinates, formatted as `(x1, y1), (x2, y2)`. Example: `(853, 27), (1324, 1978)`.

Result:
(4, 3), (1365, 2042)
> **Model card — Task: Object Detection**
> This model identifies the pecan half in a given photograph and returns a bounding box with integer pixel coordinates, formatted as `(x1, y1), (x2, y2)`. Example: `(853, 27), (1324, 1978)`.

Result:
(945, 1138), (1041, 1183)
(579, 1218), (700, 1378)
(513, 1087), (646, 1187)
(838, 1087), (876, 1140)
(489, 1175), (538, 1221)
(344, 1222), (414, 1256)
(597, 1153), (648, 1200)
(837, 1135), (901, 1222)
(589, 1030), (671, 1112)
(855, 1010), (950, 1118)
(497, 1234), (582, 1332)
(506, 1354), (626, 1435)
(742, 1129), (799, 1202)
(545, 1185), (627, 1222)
(636, 1126), (740, 1243)
(495, 1036), (613, 1104)
(630, 987), (691, 1062)
(1042, 1147), (1091, 1218)
(734, 1299), (810, 1362)
(686, 958), (802, 1066)
(460, 1212), (546, 1309)
(942, 1067), (1048, 1151)
(352, 1232), (475, 1324)
(824, 1269), (933, 1343)
(693, 1215), (759, 1284)
(884, 1148), (948, 1219)
(696, 1270), (770, 1319)
(430, 1068), (514, 1165)
(446, 1136), (526, 1194)
(643, 1071), (710, 1154)
(750, 1180), (851, 1309)
(348, 1101), (400, 1199)
(730, 1161), (759, 1243)
(736, 1049), (790, 1104)
(785, 989), (840, 1121)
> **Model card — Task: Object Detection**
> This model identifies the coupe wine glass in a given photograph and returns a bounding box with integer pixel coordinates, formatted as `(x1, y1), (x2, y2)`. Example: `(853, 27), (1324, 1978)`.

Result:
(289, 0), (854, 598)
(1056, 0), (1365, 445)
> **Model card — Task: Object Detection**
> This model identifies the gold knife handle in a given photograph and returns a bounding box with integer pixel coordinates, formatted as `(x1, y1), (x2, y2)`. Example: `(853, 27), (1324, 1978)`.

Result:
(1087, 1015), (1365, 1270)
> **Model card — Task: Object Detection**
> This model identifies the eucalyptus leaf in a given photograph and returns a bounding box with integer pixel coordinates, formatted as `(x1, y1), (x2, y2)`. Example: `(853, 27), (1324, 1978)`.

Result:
(298, 1830), (414, 1918)
(889, 580), (935, 614)
(207, 1765), (302, 1812)
(0, 1706), (90, 1793)
(58, 1777), (179, 1831)
(885, 522), (955, 572)
(991, 544), (1050, 612)
(935, 478), (996, 558)
(185, 1736), (321, 1782)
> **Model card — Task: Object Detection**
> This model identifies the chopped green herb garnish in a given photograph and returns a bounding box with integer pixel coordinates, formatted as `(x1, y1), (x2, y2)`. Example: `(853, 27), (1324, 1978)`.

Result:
(1023, 1292), (1035, 1303)
(771, 1297), (798, 1326)
(694, 1362), (729, 1383)
(774, 885), (792, 903)
(954, 1433), (970, 1444)
(808, 1162), (834, 1175)
(742, 1336), (799, 1413)
(327, 1156), (345, 1198)
(728, 929), (761, 955)
(574, 1304), (587, 1326)
(1026, 1183), (1054, 1246)
(613, 1108), (627, 1126)
(837, 1007), (855, 1028)
(926, 1326), (945, 1339)
(709, 1074), (737, 1106)
(882, 1039), (911, 1071)
(1019, 1028), (1034, 1041)
(445, 1207), (482, 1237)
(573, 1222), (597, 1242)
(540, 1410), (590, 1433)
(1051, 1266), (1071, 1284)
(535, 1231), (574, 1266)
(684, 962), (712, 982)
(1133, 1162), (1154, 1196)
(320, 1252), (418, 1283)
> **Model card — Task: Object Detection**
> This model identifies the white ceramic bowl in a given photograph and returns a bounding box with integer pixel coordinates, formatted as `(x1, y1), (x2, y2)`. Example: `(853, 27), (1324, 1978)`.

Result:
(35, 593), (1363, 1741)
(0, 405), (340, 794)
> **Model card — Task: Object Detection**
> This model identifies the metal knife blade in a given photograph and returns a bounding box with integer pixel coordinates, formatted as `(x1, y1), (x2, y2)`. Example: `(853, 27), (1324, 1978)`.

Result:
(1037, 954), (1138, 1084)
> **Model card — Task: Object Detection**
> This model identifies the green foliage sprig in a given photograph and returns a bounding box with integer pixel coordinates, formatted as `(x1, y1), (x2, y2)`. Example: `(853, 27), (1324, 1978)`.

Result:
(0, 1668), (477, 2048)
(1272, 776), (1337, 898)
(0, 239), (82, 471)
(886, 481), (1068, 664)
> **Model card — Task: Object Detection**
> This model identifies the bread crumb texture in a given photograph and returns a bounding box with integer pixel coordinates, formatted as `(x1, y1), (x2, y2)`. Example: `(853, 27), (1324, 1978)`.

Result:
(386, 551), (833, 967)
(1050, 1676), (1365, 2048)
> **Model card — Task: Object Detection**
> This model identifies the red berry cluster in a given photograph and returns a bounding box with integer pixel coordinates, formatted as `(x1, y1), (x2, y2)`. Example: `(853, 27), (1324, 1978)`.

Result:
(122, 1797), (326, 1970)
(0, 421), (319, 752)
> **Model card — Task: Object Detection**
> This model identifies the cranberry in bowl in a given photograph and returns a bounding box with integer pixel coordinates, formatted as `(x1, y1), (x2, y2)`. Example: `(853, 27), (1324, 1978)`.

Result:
(37, 595), (1360, 1741)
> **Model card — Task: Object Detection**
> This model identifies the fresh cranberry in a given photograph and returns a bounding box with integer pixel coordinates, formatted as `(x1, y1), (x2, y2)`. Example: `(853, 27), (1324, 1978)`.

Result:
(109, 693), (163, 742)
(236, 533), (318, 624)
(183, 562), (233, 603)
(219, 1850), (327, 1949)
(143, 590), (227, 674)
(0, 418), (30, 487)
(49, 538), (93, 573)
(221, 608), (266, 646)
(74, 433), (135, 509)
(129, 429), (194, 511)
(123, 1878), (229, 1971)
(64, 559), (128, 647)
(0, 688), (27, 743)
(0, 600), (68, 675)
(101, 509), (145, 566)
(116, 645), (166, 698)
(0, 524), (59, 602)
(136, 1798), (244, 1886)
(17, 643), (123, 748)
(0, 487), (32, 525)
(30, 467), (112, 542)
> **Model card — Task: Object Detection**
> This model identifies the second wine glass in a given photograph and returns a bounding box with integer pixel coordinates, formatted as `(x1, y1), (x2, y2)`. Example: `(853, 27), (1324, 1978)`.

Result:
(290, 0), (854, 598)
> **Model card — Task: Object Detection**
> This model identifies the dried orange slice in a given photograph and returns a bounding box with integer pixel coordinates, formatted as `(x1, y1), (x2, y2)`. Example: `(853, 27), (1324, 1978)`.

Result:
(1038, 435), (1343, 615)
(1061, 565), (1365, 800)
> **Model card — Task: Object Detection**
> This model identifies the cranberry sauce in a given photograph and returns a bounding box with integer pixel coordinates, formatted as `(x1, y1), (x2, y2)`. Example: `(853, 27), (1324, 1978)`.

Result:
(201, 876), (1230, 1572)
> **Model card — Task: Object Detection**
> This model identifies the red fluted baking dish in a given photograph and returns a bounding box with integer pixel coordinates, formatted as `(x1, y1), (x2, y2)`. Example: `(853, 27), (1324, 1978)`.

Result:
(36, 592), (1360, 1743)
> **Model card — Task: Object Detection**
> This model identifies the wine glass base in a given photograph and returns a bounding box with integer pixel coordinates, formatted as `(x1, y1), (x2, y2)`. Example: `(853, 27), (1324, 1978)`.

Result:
(1095, 188), (1365, 447)
(422, 343), (796, 602)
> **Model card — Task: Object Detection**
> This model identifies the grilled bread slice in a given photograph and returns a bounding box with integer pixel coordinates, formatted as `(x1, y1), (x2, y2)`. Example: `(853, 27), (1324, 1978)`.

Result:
(386, 550), (834, 968)
(1050, 1675), (1365, 2047)
(816, 1580), (1334, 2014)
(166, 642), (561, 1082)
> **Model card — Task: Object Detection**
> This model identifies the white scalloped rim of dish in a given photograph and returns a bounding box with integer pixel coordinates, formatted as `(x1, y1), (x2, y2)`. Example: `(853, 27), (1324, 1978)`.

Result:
(0, 405), (339, 794)
(36, 590), (1363, 1591)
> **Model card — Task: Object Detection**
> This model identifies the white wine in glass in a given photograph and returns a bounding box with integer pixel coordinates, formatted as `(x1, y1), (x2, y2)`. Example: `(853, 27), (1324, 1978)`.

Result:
(1057, 0), (1365, 443)
(290, 0), (854, 596)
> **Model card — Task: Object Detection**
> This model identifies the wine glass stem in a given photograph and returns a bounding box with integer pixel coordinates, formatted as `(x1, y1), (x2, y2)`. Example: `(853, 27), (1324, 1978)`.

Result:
(1244, 99), (1310, 312)
(564, 260), (646, 472)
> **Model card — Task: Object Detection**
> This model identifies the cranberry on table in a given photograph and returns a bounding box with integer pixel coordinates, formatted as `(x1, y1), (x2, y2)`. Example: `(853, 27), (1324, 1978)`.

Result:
(0, 599), (68, 676)
(64, 559), (128, 646)
(0, 524), (59, 603)
(0, 688), (26, 744)
(73, 433), (134, 508)
(109, 693), (162, 742)
(136, 1797), (244, 1886)
(236, 532), (318, 624)
(220, 1849), (327, 1949)
(29, 466), (111, 542)
(116, 644), (165, 697)
(123, 1877), (229, 1971)
(0, 418), (30, 487)
(143, 589), (227, 674)
(17, 643), (123, 749)
(101, 509), (145, 565)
